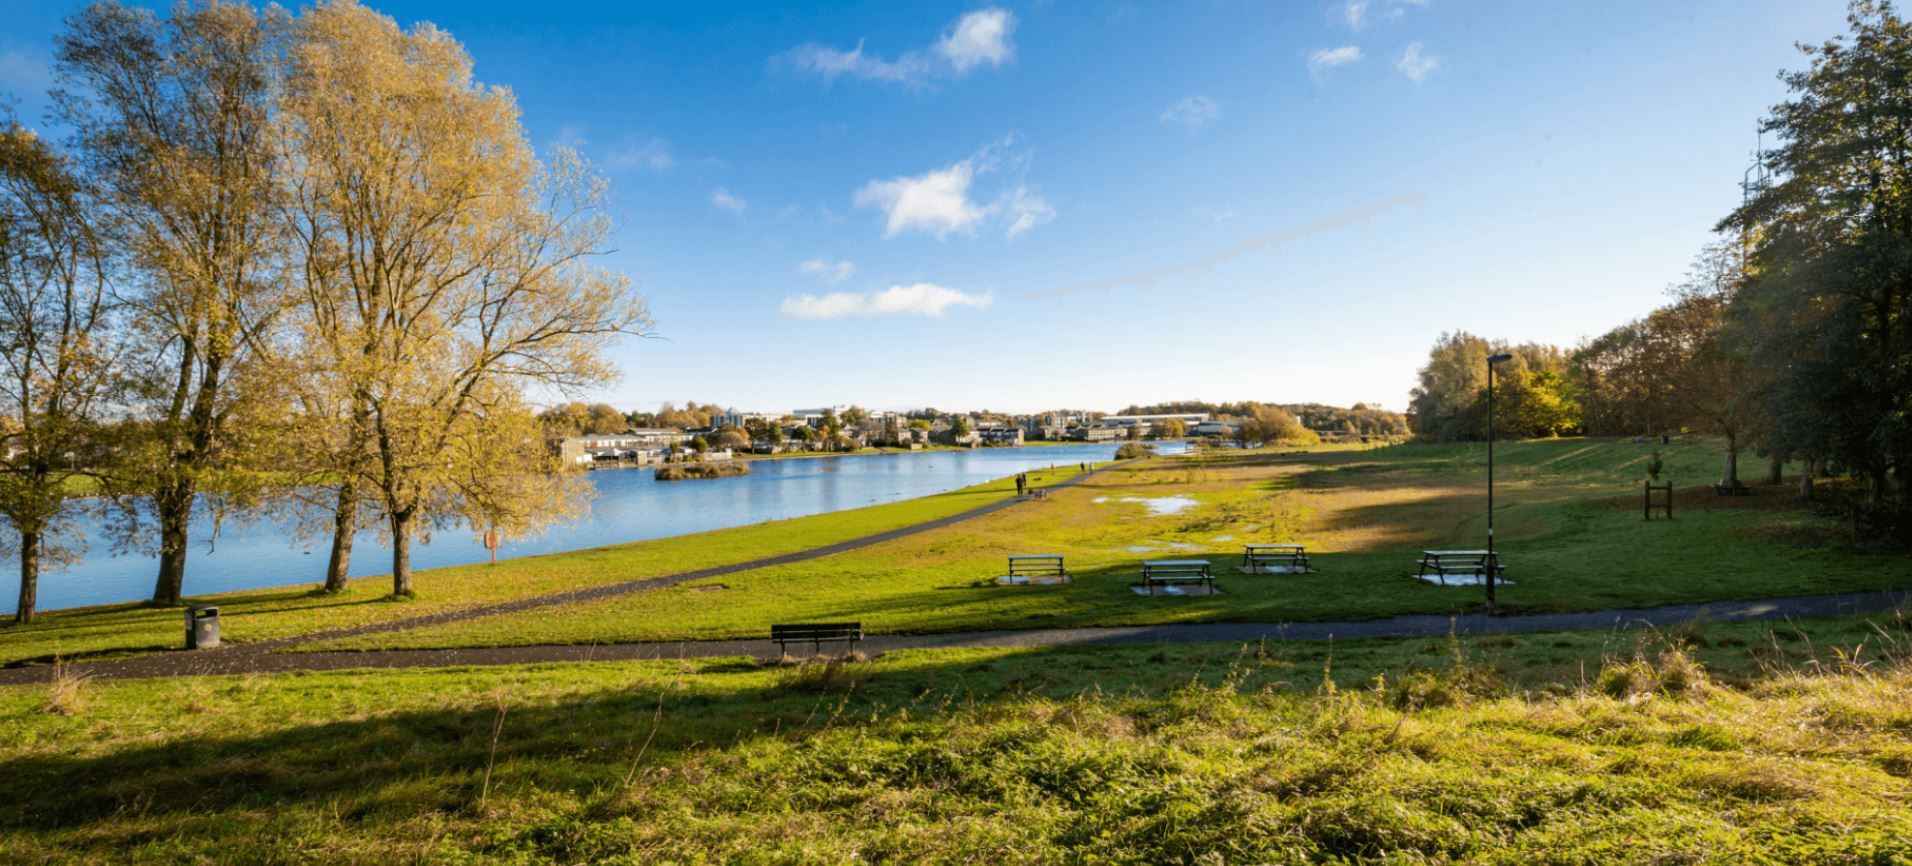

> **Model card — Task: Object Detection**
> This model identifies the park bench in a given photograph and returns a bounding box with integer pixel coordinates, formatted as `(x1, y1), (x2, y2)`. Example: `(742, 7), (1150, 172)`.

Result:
(1006, 554), (1066, 581)
(1242, 544), (1311, 573)
(770, 622), (862, 660)
(1416, 550), (1507, 586)
(1142, 559), (1214, 591)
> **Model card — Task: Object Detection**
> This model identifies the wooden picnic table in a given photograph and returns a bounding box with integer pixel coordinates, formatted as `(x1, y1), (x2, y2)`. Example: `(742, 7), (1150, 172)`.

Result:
(1416, 550), (1506, 586)
(1142, 559), (1214, 591)
(1007, 554), (1066, 579)
(1242, 544), (1310, 572)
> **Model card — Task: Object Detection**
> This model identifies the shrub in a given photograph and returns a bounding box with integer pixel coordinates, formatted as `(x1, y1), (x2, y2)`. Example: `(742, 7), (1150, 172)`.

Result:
(1115, 443), (1156, 460)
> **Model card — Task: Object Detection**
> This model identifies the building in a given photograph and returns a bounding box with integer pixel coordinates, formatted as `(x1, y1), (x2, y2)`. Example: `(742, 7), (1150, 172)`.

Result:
(1194, 420), (1240, 438)
(558, 429), (687, 466)
(976, 427), (1025, 446)
(1095, 413), (1209, 428)
(1069, 426), (1124, 442)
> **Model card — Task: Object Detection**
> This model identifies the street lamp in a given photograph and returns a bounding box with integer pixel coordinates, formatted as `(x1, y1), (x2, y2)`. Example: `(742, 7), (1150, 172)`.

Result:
(1486, 352), (1513, 608)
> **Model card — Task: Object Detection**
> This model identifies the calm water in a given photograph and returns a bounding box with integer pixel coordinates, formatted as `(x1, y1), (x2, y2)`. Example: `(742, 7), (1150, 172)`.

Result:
(1, 442), (1186, 613)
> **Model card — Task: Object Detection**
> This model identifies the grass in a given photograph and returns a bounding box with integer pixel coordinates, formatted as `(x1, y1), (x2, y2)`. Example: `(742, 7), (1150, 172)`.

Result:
(314, 437), (1912, 652)
(0, 466), (1092, 668)
(3, 613), (1910, 864)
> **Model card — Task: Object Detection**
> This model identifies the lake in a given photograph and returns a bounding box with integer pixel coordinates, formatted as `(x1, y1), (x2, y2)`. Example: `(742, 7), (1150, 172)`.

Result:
(1, 441), (1186, 613)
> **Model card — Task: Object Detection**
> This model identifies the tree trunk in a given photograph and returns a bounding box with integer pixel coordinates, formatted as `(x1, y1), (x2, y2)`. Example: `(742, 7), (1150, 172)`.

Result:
(390, 508), (415, 597)
(323, 484), (356, 593)
(1799, 457), (1816, 500)
(1765, 454), (1783, 485)
(14, 531), (39, 625)
(151, 486), (192, 606)
(1869, 466), (1890, 506)
(1721, 431), (1740, 488)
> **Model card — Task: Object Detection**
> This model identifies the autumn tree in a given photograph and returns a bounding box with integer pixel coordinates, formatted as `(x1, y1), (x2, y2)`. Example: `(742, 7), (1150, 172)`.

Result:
(57, 1), (289, 606)
(279, 0), (648, 598)
(0, 124), (117, 623)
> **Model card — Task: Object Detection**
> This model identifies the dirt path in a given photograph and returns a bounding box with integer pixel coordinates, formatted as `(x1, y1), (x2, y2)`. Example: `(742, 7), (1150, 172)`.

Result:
(4, 588), (1903, 684)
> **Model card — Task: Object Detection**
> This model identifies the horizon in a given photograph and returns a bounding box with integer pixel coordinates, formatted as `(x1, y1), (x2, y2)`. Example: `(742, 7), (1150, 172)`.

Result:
(0, 1), (1851, 414)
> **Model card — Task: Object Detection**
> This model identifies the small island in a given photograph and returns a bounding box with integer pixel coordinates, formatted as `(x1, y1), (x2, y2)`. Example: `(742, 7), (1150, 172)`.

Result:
(654, 461), (751, 481)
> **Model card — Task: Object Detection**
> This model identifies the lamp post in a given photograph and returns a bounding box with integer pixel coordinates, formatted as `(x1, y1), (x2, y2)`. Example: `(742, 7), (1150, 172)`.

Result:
(1486, 352), (1513, 608)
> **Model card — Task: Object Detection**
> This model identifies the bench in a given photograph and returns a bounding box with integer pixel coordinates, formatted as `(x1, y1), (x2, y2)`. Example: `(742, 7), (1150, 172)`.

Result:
(1007, 554), (1066, 580)
(1142, 559), (1213, 591)
(1243, 544), (1310, 573)
(770, 622), (862, 660)
(1416, 550), (1506, 586)
(1713, 480), (1750, 496)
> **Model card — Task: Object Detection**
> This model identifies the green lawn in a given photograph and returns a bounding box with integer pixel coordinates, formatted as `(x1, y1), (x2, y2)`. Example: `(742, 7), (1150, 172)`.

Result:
(0, 466), (1092, 668)
(3, 615), (1909, 864)
(314, 437), (1912, 651)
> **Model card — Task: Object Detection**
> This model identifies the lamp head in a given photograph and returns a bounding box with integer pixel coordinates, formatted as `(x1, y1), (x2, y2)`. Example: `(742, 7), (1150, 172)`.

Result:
(1487, 352), (1513, 364)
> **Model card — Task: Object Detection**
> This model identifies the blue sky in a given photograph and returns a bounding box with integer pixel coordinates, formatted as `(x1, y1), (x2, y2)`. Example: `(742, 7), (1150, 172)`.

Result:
(0, 0), (1852, 413)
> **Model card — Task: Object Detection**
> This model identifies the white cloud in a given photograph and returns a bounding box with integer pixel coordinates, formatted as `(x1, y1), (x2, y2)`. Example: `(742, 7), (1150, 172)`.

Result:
(855, 163), (982, 238)
(798, 258), (857, 284)
(780, 7), (1014, 87)
(999, 187), (1055, 238)
(1307, 45), (1364, 78)
(1343, 1), (1371, 30)
(710, 187), (747, 214)
(607, 136), (675, 171)
(1160, 95), (1222, 130)
(854, 136), (1053, 240)
(780, 283), (992, 320)
(1397, 43), (1439, 83)
(936, 9), (1015, 73)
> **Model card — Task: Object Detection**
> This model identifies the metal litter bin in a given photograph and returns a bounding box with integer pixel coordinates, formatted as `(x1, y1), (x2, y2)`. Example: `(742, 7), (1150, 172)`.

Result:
(185, 605), (220, 649)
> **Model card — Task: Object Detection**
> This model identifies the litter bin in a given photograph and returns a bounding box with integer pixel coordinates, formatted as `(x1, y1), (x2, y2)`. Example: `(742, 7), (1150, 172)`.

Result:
(185, 605), (220, 649)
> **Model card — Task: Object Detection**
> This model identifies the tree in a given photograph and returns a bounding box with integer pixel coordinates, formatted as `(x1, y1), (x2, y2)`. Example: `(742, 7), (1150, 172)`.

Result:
(1155, 417), (1187, 439)
(949, 415), (971, 438)
(1721, 0), (1912, 506)
(278, 1), (649, 597)
(0, 124), (116, 623)
(58, 0), (289, 606)
(1407, 332), (1493, 441)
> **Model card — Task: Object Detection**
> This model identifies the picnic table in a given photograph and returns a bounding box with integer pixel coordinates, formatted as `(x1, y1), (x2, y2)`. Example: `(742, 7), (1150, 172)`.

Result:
(1142, 559), (1214, 591)
(1416, 550), (1506, 586)
(1006, 554), (1066, 580)
(1242, 543), (1311, 573)
(770, 622), (862, 660)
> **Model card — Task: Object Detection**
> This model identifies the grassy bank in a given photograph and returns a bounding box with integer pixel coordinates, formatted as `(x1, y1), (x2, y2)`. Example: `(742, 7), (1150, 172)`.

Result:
(0, 465), (1094, 667)
(3, 615), (1909, 864)
(318, 437), (1912, 652)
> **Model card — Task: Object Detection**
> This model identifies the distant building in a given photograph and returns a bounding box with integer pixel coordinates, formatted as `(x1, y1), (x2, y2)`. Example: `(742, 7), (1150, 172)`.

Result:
(1096, 413), (1208, 428)
(977, 427), (1024, 446)
(1194, 420), (1239, 438)
(558, 429), (687, 466)
(1069, 426), (1124, 442)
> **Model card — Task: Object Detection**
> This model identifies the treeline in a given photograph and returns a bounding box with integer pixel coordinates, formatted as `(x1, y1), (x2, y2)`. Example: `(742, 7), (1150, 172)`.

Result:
(0, 1), (645, 622)
(538, 401), (730, 441)
(1410, 1), (1912, 523)
(1117, 400), (1410, 438)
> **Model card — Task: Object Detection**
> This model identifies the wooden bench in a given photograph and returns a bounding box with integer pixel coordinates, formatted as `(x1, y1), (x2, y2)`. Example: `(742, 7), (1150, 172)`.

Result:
(1007, 554), (1065, 580)
(1142, 559), (1213, 591)
(1243, 544), (1310, 572)
(770, 622), (862, 659)
(1417, 550), (1506, 586)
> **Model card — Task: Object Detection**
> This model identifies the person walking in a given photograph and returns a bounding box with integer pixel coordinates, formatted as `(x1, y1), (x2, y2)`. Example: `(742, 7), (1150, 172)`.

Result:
(1015, 474), (1026, 496)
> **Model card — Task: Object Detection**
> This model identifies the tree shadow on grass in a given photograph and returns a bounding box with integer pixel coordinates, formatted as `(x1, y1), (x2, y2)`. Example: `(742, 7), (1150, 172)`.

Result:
(0, 644), (1263, 836)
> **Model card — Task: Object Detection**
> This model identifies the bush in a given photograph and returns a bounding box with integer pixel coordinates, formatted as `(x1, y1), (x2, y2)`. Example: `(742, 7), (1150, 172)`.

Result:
(1114, 443), (1156, 460)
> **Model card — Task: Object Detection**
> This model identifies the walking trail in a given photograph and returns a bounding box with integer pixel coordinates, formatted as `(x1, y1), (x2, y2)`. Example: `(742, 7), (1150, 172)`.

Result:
(2, 461), (1906, 684)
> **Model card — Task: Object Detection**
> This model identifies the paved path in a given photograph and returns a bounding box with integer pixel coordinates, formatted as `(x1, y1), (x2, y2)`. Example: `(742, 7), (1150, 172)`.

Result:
(6, 588), (1904, 683)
